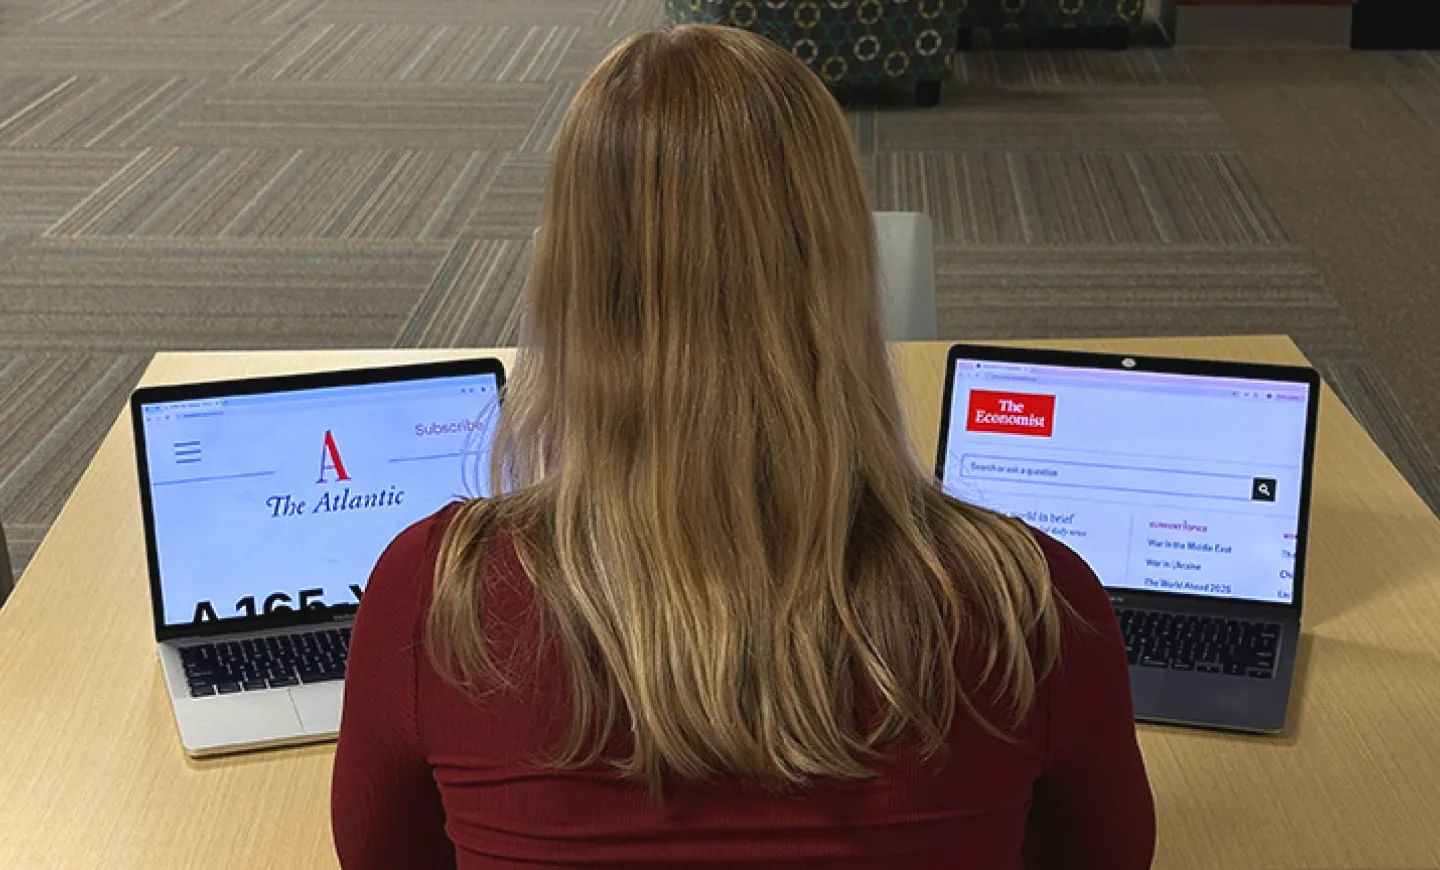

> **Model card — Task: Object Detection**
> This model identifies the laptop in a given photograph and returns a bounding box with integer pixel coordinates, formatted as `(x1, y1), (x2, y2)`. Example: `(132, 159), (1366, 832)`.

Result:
(131, 358), (505, 756)
(935, 344), (1320, 733)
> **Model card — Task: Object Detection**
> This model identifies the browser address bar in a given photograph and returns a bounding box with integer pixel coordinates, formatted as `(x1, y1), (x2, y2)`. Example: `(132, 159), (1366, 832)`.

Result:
(959, 454), (1273, 503)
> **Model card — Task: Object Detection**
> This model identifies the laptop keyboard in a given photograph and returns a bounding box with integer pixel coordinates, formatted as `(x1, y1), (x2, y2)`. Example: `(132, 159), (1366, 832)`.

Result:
(178, 627), (351, 698)
(1115, 609), (1280, 679)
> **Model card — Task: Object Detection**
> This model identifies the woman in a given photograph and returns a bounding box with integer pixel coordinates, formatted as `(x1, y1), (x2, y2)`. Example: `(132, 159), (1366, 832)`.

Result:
(332, 24), (1154, 869)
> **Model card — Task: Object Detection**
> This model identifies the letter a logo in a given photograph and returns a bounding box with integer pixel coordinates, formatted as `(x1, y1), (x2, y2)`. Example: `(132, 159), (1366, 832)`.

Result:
(317, 430), (351, 483)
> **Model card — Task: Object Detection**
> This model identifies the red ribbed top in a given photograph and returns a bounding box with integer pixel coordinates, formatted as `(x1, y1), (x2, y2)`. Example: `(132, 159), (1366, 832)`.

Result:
(332, 504), (1155, 869)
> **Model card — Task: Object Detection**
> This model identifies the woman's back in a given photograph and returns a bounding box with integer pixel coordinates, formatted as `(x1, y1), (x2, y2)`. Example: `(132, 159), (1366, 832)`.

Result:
(334, 506), (1153, 869)
(332, 23), (1153, 869)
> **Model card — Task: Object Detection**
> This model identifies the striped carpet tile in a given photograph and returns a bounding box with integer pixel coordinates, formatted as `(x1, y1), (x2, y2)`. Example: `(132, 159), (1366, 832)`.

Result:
(46, 147), (506, 240)
(954, 48), (1200, 87)
(157, 81), (560, 149)
(237, 23), (581, 83)
(595, 0), (667, 30)
(555, 29), (642, 80)
(0, 233), (26, 264)
(0, 150), (136, 235)
(461, 153), (551, 234)
(515, 82), (578, 153)
(0, 76), (205, 148)
(0, 239), (445, 350)
(1318, 358), (1440, 511)
(395, 237), (532, 347)
(306, 0), (621, 27)
(935, 247), (1355, 344)
(32, 0), (321, 27)
(1388, 53), (1440, 132)
(876, 89), (1237, 152)
(874, 151), (1289, 246)
(0, 32), (275, 74)
(0, 353), (151, 528)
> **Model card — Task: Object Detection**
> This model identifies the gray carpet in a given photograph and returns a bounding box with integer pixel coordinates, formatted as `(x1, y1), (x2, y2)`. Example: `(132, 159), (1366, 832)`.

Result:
(0, 0), (1437, 585)
(1186, 51), (1440, 505)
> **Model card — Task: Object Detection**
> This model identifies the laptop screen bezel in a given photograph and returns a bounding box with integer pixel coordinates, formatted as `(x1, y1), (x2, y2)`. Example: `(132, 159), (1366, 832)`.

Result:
(131, 357), (506, 643)
(933, 343), (1320, 619)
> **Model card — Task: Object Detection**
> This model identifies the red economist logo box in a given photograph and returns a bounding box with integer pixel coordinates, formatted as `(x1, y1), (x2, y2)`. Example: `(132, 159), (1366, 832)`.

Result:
(965, 390), (1056, 437)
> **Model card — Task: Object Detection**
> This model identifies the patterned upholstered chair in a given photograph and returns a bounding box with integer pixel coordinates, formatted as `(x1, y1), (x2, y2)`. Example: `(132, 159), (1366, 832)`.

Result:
(960, 0), (1146, 50)
(665, 0), (966, 106)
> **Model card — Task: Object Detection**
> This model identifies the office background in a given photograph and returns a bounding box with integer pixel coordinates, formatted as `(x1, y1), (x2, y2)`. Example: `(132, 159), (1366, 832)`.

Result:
(0, 0), (1437, 584)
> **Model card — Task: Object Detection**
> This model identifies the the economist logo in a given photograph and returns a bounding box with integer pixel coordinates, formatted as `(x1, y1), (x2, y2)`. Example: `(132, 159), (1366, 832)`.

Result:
(966, 390), (1056, 437)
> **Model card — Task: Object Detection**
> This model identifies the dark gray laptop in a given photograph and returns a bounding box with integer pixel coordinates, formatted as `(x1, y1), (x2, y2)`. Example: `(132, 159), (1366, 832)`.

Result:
(935, 344), (1320, 733)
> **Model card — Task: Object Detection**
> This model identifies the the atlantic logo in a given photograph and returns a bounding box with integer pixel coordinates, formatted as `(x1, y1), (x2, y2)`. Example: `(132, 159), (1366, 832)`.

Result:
(317, 429), (350, 483)
(265, 430), (404, 519)
(965, 390), (1056, 437)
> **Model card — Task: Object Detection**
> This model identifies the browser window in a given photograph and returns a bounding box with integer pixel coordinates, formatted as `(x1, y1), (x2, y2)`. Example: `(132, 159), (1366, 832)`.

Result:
(139, 374), (500, 628)
(940, 360), (1309, 604)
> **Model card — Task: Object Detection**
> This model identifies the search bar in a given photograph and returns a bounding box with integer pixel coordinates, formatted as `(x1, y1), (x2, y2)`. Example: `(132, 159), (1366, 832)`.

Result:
(958, 454), (1276, 503)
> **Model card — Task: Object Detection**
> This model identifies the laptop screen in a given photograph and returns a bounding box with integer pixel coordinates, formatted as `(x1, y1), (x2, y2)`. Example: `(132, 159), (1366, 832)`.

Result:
(938, 355), (1312, 605)
(137, 368), (500, 630)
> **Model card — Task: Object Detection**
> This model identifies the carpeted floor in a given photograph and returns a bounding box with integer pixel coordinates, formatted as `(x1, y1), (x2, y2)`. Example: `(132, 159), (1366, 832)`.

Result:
(0, 0), (1437, 584)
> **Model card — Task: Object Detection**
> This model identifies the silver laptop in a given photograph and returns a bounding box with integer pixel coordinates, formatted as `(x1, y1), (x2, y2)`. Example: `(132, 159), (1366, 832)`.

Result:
(131, 358), (505, 756)
(935, 345), (1320, 733)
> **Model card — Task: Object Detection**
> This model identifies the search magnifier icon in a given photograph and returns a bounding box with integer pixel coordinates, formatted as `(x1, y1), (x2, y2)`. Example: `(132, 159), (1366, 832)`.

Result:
(1251, 478), (1277, 502)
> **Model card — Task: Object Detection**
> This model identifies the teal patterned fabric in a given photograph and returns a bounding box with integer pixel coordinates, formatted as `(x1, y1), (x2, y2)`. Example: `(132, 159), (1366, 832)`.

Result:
(665, 0), (964, 86)
(963, 0), (1145, 32)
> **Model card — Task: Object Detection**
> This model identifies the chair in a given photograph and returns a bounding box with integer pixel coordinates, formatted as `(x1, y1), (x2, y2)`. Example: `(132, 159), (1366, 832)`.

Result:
(875, 212), (937, 341)
(961, 0), (1146, 49)
(665, 0), (967, 106)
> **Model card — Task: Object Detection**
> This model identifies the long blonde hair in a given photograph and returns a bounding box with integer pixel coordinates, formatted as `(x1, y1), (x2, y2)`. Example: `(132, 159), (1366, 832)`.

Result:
(427, 24), (1061, 796)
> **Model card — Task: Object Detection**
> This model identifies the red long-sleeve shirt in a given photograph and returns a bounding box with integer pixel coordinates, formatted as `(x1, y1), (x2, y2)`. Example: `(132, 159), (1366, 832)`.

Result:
(332, 505), (1155, 869)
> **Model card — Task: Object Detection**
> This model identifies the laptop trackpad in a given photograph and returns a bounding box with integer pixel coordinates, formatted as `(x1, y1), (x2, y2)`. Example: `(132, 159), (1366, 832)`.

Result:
(293, 682), (345, 735)
(1128, 667), (1164, 717)
(176, 690), (303, 755)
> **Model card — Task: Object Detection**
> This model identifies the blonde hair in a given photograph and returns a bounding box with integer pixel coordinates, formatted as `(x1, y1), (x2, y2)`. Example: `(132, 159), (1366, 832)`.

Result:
(427, 24), (1061, 797)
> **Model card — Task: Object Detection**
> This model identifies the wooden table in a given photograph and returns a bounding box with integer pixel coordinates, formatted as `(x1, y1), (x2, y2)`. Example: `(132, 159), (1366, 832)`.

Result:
(2, 336), (1439, 869)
